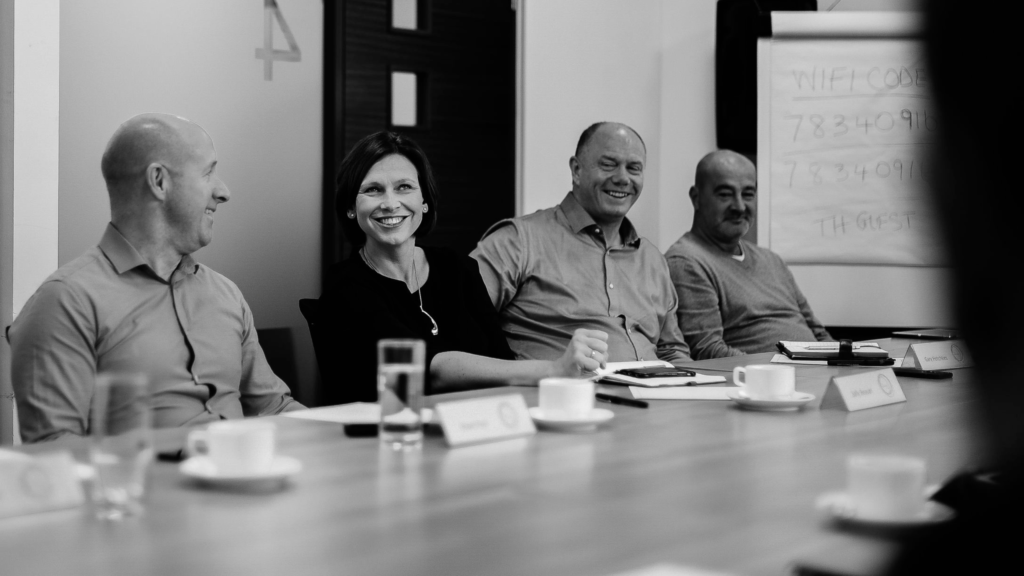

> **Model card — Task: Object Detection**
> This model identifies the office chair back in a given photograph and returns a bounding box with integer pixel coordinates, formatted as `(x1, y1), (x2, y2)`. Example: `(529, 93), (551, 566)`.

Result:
(299, 299), (334, 406)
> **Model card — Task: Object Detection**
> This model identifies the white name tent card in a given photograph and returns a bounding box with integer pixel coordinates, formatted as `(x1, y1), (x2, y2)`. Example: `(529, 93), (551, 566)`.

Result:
(0, 449), (85, 519)
(902, 340), (973, 370)
(435, 394), (536, 447)
(820, 368), (906, 412)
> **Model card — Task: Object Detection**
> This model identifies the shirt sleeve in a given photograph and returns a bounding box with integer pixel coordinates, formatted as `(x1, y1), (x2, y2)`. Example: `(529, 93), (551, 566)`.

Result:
(470, 220), (525, 312)
(653, 260), (693, 365)
(10, 280), (97, 442)
(666, 254), (746, 360)
(237, 294), (305, 416)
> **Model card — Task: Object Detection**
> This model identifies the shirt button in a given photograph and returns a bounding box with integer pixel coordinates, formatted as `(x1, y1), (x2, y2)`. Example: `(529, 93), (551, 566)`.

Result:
(639, 357), (645, 361)
(627, 328), (632, 334)
(608, 283), (614, 289)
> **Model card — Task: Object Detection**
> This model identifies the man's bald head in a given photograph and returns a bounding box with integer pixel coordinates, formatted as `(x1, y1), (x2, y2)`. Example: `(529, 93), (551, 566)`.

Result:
(694, 150), (755, 192)
(575, 121), (646, 158)
(101, 113), (205, 194)
(689, 149), (757, 251)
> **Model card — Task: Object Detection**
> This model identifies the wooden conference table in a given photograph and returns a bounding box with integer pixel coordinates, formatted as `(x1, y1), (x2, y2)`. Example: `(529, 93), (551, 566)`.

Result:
(1, 338), (980, 576)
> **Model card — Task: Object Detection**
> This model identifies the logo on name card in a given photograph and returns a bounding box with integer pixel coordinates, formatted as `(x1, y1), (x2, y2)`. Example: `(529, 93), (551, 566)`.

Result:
(20, 464), (56, 500)
(498, 401), (519, 427)
(878, 374), (894, 396)
(951, 343), (964, 362)
(436, 394), (536, 447)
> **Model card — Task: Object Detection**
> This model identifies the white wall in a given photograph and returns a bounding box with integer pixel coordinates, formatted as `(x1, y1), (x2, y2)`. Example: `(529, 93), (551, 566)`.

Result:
(1, 0), (61, 444)
(58, 0), (323, 402)
(521, 0), (667, 246)
(521, 0), (718, 252)
(658, 0), (718, 251)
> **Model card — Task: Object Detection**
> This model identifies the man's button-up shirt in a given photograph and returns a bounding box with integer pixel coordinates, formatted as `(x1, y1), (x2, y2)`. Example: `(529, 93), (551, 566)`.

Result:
(10, 224), (303, 442)
(471, 192), (691, 365)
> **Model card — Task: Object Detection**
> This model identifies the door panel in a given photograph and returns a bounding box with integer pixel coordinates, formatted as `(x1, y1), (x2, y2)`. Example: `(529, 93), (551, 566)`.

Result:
(324, 0), (516, 273)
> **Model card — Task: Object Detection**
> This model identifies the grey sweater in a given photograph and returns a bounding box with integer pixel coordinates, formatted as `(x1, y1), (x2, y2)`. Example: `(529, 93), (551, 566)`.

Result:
(665, 231), (832, 359)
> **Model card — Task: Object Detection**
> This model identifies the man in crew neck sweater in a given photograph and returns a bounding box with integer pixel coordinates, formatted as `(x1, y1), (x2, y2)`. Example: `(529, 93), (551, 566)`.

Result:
(665, 150), (832, 360)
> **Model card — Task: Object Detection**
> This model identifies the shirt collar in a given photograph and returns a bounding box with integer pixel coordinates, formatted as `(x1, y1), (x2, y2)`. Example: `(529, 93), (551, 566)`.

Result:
(559, 192), (641, 248)
(98, 223), (199, 277)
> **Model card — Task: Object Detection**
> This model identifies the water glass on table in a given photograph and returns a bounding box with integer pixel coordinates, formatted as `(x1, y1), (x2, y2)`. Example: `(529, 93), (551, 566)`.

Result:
(89, 372), (153, 520)
(378, 339), (425, 450)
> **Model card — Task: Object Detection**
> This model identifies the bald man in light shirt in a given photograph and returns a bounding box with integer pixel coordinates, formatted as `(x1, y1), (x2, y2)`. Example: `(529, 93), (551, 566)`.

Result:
(472, 122), (691, 366)
(665, 150), (832, 360)
(11, 113), (303, 442)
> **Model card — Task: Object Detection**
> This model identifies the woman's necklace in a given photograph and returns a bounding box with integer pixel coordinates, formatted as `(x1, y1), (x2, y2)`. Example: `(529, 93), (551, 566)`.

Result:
(361, 248), (439, 336)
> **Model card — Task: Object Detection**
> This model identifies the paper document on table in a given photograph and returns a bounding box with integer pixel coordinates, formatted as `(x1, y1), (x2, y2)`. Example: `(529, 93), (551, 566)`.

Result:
(283, 402), (380, 423)
(284, 401), (436, 424)
(629, 387), (738, 401)
(608, 562), (736, 576)
(595, 361), (726, 388)
(283, 403), (436, 424)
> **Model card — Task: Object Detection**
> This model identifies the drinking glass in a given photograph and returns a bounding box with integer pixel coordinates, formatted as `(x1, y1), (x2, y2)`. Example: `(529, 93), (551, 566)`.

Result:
(90, 372), (153, 520)
(377, 339), (425, 450)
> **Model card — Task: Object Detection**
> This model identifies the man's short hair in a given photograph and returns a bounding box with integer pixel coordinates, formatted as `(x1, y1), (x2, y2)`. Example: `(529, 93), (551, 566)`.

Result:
(574, 122), (647, 158)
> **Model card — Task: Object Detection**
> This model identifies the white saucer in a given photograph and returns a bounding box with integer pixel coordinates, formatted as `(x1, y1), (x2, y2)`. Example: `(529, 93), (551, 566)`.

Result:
(815, 489), (955, 529)
(727, 390), (815, 411)
(180, 455), (302, 489)
(528, 407), (614, 432)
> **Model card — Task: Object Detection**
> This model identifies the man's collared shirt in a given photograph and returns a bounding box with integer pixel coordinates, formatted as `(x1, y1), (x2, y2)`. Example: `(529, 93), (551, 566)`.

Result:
(471, 192), (691, 365)
(11, 224), (302, 442)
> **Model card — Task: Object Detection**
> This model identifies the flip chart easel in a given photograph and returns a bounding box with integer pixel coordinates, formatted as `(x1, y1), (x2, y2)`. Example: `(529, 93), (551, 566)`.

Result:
(756, 12), (950, 327)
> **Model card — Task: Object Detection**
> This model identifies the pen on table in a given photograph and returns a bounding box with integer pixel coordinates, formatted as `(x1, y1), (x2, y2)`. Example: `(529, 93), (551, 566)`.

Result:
(595, 392), (648, 409)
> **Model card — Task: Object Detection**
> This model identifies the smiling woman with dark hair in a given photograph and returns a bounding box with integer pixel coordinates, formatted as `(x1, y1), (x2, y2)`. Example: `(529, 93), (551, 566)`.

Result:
(318, 131), (609, 405)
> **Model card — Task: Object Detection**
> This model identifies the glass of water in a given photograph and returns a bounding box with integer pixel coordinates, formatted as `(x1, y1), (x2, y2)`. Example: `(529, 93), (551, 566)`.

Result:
(377, 339), (425, 450)
(90, 372), (153, 520)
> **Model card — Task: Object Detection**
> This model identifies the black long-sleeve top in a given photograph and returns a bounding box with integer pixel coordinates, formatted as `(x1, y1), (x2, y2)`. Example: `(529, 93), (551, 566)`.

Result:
(318, 246), (514, 405)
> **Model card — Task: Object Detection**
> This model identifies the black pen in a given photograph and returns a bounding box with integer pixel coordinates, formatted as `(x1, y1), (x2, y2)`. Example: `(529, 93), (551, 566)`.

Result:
(595, 392), (648, 409)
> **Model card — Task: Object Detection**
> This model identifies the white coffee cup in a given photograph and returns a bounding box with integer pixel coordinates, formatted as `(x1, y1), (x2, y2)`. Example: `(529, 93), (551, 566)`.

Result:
(732, 364), (795, 400)
(538, 378), (595, 419)
(187, 420), (277, 475)
(847, 454), (926, 521)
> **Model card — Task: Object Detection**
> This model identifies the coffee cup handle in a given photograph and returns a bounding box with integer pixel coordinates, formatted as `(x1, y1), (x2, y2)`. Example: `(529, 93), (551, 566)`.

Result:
(732, 367), (747, 387)
(186, 430), (209, 457)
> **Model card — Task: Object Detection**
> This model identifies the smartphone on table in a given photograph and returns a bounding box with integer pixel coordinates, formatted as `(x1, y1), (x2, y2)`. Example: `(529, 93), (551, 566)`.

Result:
(615, 367), (696, 379)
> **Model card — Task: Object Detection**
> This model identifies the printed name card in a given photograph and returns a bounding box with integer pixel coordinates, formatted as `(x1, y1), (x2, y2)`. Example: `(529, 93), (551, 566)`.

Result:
(435, 394), (536, 447)
(820, 368), (907, 412)
(902, 340), (973, 370)
(0, 450), (85, 519)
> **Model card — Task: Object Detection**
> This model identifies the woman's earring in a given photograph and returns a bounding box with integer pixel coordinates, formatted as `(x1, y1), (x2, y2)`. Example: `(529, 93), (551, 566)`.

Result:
(422, 204), (428, 213)
(346, 211), (355, 219)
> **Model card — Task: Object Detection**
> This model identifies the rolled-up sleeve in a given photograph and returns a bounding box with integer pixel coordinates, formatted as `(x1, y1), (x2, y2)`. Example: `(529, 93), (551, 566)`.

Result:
(471, 220), (525, 312)
(11, 281), (97, 442)
(237, 295), (305, 416)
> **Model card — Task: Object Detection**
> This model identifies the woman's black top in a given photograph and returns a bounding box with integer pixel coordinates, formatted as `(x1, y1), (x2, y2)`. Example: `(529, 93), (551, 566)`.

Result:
(317, 246), (514, 404)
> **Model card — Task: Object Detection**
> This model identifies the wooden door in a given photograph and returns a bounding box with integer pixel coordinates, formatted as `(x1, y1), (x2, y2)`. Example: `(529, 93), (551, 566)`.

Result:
(323, 0), (517, 273)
